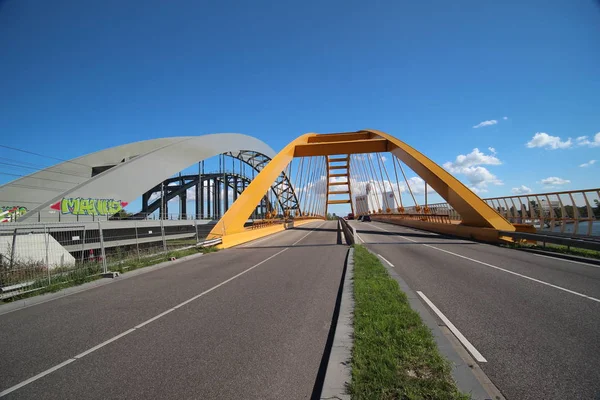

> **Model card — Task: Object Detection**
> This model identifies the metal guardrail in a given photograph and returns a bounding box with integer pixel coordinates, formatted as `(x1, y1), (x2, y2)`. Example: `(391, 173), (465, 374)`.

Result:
(338, 218), (355, 245)
(500, 231), (600, 252)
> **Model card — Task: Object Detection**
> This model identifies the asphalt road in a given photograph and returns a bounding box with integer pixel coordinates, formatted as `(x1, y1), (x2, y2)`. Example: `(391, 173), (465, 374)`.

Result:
(351, 220), (600, 400)
(0, 221), (347, 399)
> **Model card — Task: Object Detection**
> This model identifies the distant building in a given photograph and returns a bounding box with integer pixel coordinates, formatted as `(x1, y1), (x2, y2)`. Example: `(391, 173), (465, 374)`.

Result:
(381, 191), (396, 212)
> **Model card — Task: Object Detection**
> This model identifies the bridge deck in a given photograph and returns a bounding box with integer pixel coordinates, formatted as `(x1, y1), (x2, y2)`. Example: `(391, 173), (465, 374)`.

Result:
(0, 221), (346, 399)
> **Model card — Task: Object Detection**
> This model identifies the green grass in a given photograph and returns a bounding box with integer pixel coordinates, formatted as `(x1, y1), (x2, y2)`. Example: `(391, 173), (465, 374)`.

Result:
(350, 244), (469, 400)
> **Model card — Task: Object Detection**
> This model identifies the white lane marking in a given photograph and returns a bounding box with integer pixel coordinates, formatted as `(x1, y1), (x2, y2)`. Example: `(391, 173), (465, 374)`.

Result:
(0, 359), (76, 397)
(421, 244), (600, 303)
(417, 291), (487, 363)
(74, 329), (136, 359)
(0, 247), (291, 397)
(371, 223), (600, 303)
(377, 254), (394, 268)
(134, 309), (176, 328)
(291, 221), (327, 246)
(531, 253), (600, 269)
(355, 232), (364, 243)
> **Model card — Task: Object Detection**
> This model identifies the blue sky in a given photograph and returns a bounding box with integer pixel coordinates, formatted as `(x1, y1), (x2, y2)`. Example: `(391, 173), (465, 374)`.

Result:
(1, 0), (599, 215)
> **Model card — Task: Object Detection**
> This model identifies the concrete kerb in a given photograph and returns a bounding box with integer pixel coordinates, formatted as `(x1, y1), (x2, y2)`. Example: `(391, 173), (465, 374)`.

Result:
(320, 247), (354, 400)
(365, 246), (504, 400)
(0, 251), (207, 317)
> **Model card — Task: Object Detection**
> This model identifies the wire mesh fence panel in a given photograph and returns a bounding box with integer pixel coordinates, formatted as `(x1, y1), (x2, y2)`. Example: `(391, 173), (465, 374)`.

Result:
(105, 220), (166, 272)
(0, 223), (105, 298)
(164, 221), (198, 253)
(101, 222), (145, 270)
(0, 225), (49, 293)
(47, 224), (104, 287)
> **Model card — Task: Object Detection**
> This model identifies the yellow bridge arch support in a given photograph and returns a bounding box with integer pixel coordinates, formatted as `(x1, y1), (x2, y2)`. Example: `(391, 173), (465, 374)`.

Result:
(209, 130), (515, 246)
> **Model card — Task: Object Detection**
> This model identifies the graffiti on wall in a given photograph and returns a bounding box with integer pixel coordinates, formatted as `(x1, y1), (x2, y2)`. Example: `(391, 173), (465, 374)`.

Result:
(0, 206), (28, 222)
(50, 198), (129, 216)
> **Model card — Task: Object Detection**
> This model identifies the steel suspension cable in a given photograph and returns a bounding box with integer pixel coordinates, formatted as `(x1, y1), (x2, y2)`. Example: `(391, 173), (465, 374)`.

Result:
(377, 153), (401, 212)
(299, 156), (313, 215)
(374, 153), (391, 211)
(357, 155), (369, 197)
(391, 154), (404, 210)
(311, 157), (323, 217)
(321, 156), (328, 216)
(304, 157), (317, 215)
(348, 156), (356, 213)
(310, 156), (324, 216)
(312, 156), (323, 216)
(293, 157), (305, 216)
(356, 154), (373, 212)
(366, 154), (384, 212)
(394, 155), (419, 210)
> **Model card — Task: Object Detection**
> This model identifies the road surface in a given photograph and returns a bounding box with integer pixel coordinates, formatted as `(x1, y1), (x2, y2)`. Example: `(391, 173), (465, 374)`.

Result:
(351, 219), (600, 400)
(0, 221), (347, 400)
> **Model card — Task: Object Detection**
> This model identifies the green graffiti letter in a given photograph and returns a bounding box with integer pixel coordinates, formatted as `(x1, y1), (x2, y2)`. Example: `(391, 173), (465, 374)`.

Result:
(107, 200), (123, 215)
(78, 198), (93, 215)
(95, 199), (107, 215)
(61, 198), (79, 214)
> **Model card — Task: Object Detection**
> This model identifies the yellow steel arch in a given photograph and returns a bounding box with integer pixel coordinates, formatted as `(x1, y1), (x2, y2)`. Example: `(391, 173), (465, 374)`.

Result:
(366, 129), (513, 230)
(209, 130), (514, 241)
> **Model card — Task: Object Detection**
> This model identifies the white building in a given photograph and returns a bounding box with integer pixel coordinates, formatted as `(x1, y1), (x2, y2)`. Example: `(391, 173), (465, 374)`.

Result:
(381, 191), (396, 212)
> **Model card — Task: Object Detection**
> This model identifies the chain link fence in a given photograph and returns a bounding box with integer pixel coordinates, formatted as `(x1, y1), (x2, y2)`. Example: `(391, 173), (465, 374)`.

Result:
(0, 220), (218, 300)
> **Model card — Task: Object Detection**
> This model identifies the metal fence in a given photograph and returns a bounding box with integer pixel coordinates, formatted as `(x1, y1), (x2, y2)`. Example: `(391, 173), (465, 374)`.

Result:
(419, 189), (600, 237)
(0, 220), (218, 300)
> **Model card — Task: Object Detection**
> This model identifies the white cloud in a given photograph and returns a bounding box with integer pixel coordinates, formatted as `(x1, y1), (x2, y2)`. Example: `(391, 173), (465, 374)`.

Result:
(405, 176), (436, 195)
(526, 132), (572, 149)
(580, 160), (597, 168)
(511, 185), (532, 195)
(576, 132), (600, 148)
(473, 120), (498, 129)
(329, 176), (346, 183)
(488, 147), (497, 155)
(503, 116), (508, 120)
(443, 148), (501, 169)
(541, 177), (570, 186)
(460, 166), (502, 187)
(469, 186), (488, 194)
(443, 148), (503, 189)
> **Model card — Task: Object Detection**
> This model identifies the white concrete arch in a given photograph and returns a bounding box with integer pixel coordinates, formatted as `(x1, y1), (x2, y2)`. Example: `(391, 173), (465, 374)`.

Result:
(0, 134), (275, 222)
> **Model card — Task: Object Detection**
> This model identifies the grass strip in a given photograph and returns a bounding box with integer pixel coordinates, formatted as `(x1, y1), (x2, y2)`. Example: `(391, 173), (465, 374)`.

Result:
(2, 245), (218, 303)
(350, 244), (469, 400)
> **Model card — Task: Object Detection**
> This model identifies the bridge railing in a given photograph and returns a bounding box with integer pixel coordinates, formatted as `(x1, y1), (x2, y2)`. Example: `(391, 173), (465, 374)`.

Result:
(0, 219), (221, 300)
(413, 189), (600, 237)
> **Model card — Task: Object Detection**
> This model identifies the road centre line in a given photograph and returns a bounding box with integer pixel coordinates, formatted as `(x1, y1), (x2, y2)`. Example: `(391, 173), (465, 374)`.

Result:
(369, 223), (600, 304)
(0, 222), (325, 397)
(417, 291), (487, 363)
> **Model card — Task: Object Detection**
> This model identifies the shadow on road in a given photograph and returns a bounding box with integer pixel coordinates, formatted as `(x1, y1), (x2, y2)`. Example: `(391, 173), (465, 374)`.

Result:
(239, 244), (342, 250)
(362, 241), (478, 246)
(354, 227), (465, 242)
